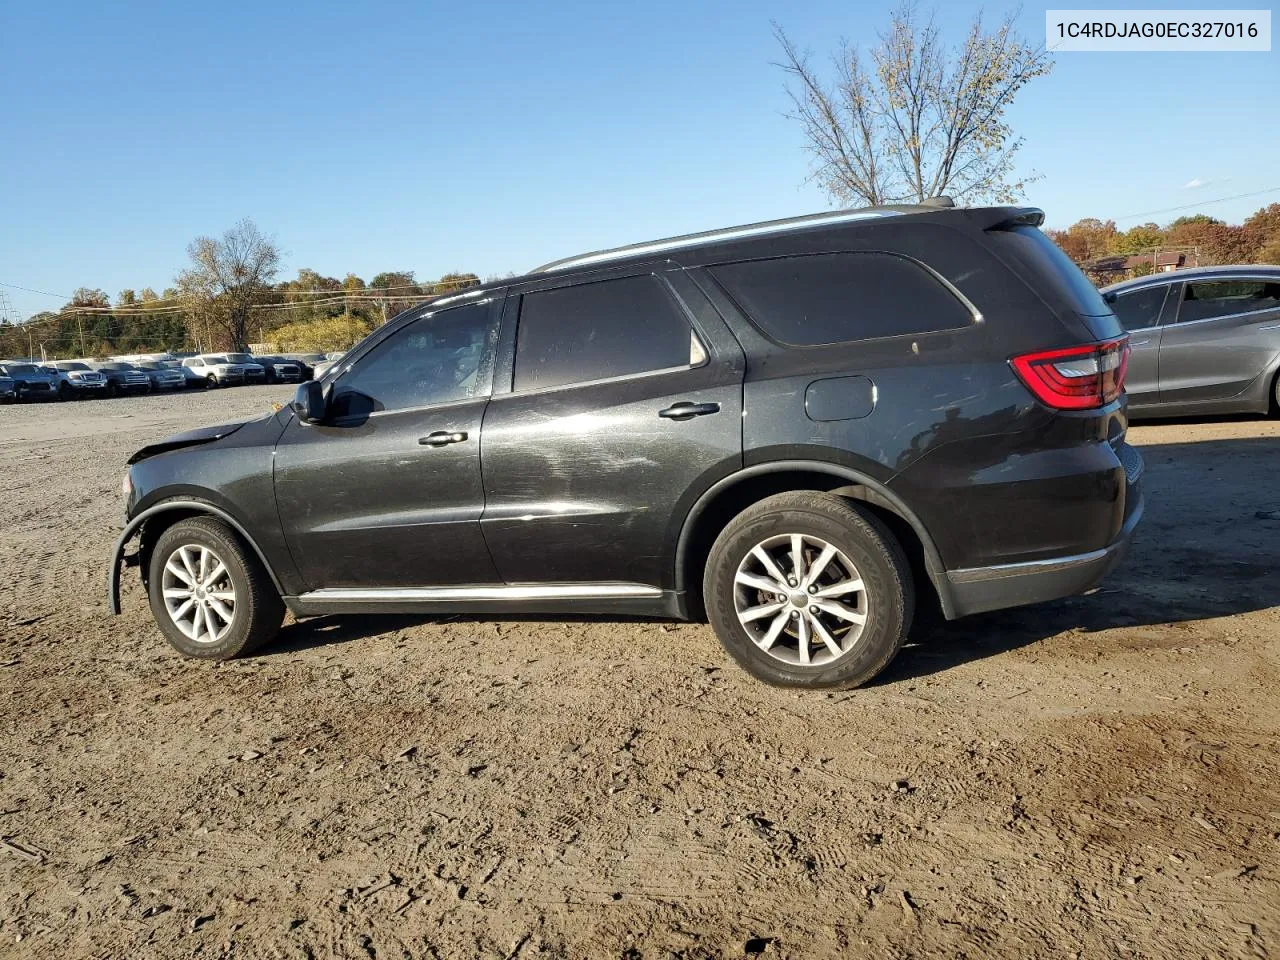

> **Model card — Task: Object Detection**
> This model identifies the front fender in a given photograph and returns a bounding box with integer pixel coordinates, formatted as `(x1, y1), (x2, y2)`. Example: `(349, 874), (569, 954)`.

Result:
(107, 501), (287, 615)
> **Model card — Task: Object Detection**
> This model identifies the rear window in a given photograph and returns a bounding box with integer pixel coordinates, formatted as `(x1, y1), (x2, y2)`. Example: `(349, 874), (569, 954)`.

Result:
(514, 275), (695, 392)
(709, 252), (973, 346)
(986, 225), (1112, 317)
(1177, 279), (1280, 324)
(1109, 284), (1169, 331)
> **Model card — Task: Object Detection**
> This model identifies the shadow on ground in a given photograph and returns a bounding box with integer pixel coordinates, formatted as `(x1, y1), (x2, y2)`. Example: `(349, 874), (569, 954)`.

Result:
(261, 434), (1280, 683)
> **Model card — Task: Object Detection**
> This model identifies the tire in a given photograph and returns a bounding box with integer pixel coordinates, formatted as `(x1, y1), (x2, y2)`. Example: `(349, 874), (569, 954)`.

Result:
(146, 516), (285, 659)
(58, 383), (72, 401)
(1271, 369), (1280, 415)
(703, 492), (913, 689)
(105, 381), (119, 399)
(205, 375), (218, 390)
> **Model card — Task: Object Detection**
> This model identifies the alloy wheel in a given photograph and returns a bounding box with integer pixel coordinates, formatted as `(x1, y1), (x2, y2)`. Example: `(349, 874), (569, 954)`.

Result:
(161, 544), (237, 644)
(733, 533), (869, 667)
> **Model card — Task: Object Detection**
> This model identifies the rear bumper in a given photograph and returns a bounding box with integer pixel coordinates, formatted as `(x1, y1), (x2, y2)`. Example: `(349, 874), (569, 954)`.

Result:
(945, 476), (1143, 618)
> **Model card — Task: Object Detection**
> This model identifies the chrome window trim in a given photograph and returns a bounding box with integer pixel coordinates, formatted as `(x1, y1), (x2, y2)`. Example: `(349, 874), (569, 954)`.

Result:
(298, 582), (662, 602)
(1170, 304), (1280, 328)
(506, 361), (705, 401)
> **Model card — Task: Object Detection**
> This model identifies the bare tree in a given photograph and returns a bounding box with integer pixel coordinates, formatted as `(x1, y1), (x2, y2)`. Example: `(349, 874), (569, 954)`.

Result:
(177, 219), (281, 350)
(775, 5), (1052, 206)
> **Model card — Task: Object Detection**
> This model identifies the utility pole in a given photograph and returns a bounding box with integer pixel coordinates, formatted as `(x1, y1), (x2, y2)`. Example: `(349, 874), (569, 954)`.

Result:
(77, 316), (86, 357)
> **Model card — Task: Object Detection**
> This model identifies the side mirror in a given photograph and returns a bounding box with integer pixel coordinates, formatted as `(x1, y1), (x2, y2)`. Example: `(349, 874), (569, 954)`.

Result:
(1103, 292), (1117, 304)
(294, 380), (326, 424)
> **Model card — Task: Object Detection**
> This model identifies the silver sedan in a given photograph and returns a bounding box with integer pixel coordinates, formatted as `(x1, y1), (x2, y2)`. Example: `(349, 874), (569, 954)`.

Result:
(1103, 266), (1280, 418)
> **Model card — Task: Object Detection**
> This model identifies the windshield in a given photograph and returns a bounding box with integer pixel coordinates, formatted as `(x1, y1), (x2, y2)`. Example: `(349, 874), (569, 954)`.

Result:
(204, 356), (229, 364)
(225, 353), (252, 363)
(98, 363), (131, 371)
(135, 362), (159, 370)
(57, 362), (91, 371)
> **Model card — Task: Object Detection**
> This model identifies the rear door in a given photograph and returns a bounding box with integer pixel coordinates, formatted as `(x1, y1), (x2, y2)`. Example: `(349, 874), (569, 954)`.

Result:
(273, 297), (503, 589)
(479, 268), (744, 590)
(1158, 277), (1280, 404)
(1106, 281), (1173, 406)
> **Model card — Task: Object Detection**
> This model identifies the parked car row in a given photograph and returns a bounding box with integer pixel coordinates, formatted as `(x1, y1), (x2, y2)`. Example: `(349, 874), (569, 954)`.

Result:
(0, 351), (342, 402)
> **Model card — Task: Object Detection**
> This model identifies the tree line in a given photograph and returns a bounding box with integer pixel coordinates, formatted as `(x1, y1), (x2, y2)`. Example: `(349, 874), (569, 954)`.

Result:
(1046, 205), (1280, 282)
(0, 219), (482, 360)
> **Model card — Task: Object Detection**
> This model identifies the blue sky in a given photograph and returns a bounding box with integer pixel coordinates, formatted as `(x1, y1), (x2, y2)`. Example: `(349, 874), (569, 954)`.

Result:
(1, 0), (1276, 319)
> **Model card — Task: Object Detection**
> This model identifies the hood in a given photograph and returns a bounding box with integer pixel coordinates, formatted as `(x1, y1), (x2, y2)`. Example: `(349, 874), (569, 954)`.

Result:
(127, 420), (248, 465)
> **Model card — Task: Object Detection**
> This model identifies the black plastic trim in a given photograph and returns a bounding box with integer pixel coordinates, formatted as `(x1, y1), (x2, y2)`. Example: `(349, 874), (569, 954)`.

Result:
(107, 501), (287, 615)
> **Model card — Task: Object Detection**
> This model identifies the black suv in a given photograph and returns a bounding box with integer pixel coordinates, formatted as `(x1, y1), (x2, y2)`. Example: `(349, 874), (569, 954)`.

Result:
(109, 203), (1143, 688)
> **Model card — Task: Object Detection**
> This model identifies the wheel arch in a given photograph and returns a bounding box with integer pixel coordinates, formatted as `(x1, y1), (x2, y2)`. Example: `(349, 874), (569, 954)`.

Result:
(107, 500), (285, 614)
(674, 461), (955, 619)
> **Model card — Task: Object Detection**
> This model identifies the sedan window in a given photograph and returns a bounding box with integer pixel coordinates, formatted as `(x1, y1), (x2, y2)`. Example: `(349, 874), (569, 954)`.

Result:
(1177, 280), (1280, 324)
(1110, 285), (1169, 331)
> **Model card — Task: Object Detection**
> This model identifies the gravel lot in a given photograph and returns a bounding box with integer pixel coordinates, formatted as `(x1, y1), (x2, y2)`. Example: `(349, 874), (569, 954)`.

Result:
(1, 387), (1277, 959)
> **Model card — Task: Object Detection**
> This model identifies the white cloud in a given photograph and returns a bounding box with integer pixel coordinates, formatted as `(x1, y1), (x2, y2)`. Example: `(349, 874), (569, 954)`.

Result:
(1182, 178), (1209, 189)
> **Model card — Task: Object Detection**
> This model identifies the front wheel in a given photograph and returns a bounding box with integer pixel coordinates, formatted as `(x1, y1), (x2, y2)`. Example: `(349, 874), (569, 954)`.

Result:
(205, 375), (218, 389)
(703, 492), (913, 690)
(147, 517), (284, 659)
(58, 383), (72, 401)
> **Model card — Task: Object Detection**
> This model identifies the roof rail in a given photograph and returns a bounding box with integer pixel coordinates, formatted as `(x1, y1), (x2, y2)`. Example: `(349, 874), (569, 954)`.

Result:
(533, 207), (905, 274)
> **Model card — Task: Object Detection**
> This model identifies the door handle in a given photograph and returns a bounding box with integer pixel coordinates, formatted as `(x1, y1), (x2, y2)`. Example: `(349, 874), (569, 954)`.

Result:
(419, 431), (468, 446)
(658, 401), (721, 421)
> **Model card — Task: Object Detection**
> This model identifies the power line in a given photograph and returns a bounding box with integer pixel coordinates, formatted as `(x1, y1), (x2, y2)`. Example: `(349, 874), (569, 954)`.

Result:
(1115, 186), (1280, 223)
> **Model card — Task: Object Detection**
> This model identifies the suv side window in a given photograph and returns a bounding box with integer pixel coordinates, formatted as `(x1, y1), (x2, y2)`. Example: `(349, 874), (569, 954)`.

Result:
(513, 275), (699, 392)
(1177, 279), (1280, 324)
(709, 252), (973, 346)
(1110, 284), (1169, 331)
(329, 300), (498, 419)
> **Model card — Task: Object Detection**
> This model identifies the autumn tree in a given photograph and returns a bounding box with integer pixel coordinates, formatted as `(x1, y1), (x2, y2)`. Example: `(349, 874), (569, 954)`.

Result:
(369, 270), (419, 323)
(1109, 223), (1163, 255)
(177, 219), (281, 351)
(434, 272), (480, 294)
(1046, 218), (1118, 264)
(774, 5), (1052, 206)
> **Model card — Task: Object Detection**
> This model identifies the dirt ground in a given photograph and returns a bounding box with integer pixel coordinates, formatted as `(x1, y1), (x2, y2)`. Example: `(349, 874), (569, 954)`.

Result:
(0, 386), (1277, 959)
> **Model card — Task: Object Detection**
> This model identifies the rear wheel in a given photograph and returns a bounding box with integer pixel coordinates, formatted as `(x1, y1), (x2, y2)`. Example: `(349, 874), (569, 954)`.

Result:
(704, 492), (913, 689)
(147, 517), (284, 659)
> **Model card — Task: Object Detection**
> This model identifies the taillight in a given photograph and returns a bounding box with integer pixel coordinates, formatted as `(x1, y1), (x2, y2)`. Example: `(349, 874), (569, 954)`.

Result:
(1010, 337), (1129, 411)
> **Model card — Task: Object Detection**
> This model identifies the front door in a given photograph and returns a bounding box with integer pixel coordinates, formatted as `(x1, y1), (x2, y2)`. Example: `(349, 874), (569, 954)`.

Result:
(274, 297), (503, 589)
(479, 269), (745, 590)
(1159, 277), (1280, 404)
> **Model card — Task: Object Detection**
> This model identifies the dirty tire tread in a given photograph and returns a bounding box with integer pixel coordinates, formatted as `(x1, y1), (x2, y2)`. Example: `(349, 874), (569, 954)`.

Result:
(703, 491), (913, 690)
(147, 516), (284, 660)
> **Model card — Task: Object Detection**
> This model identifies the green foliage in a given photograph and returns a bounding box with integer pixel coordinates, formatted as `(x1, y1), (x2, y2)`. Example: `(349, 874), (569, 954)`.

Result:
(266, 314), (374, 352)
